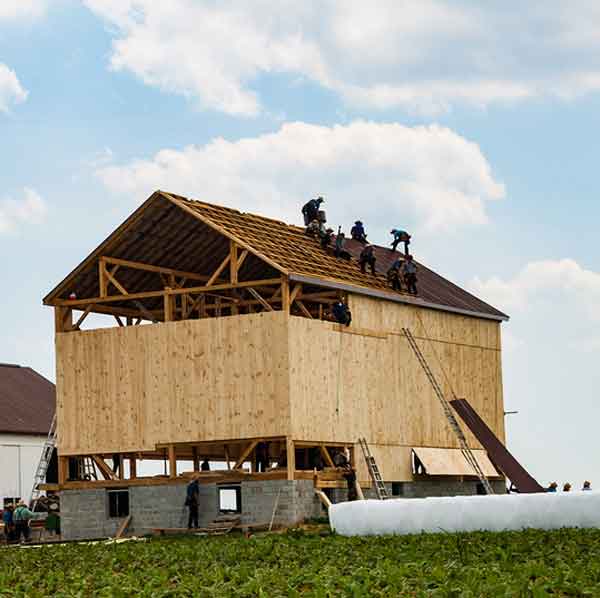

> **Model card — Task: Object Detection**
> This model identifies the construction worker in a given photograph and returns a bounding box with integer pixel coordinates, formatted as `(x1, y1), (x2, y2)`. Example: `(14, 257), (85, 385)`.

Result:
(387, 257), (403, 292)
(359, 244), (376, 275)
(390, 229), (412, 255)
(563, 482), (572, 492)
(402, 255), (418, 294)
(255, 441), (269, 472)
(200, 459), (210, 472)
(320, 227), (334, 249)
(302, 196), (324, 226)
(2, 504), (14, 542)
(547, 482), (558, 493)
(13, 502), (34, 542)
(332, 300), (352, 326)
(185, 479), (200, 529)
(333, 452), (358, 502)
(334, 228), (352, 260)
(350, 220), (368, 243)
(583, 480), (592, 491)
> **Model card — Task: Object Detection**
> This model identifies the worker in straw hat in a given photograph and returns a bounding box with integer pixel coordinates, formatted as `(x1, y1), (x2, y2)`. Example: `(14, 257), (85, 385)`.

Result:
(582, 481), (592, 491)
(563, 483), (572, 492)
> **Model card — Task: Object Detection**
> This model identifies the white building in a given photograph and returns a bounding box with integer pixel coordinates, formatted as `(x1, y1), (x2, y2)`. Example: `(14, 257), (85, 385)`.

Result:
(0, 364), (55, 505)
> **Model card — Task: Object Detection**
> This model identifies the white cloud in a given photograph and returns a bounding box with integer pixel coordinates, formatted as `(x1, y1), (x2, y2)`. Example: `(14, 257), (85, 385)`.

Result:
(85, 1), (600, 115)
(0, 188), (47, 233)
(0, 0), (46, 20)
(0, 63), (28, 112)
(96, 120), (504, 234)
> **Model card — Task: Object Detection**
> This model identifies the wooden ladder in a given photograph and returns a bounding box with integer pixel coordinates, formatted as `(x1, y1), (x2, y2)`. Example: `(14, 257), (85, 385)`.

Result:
(358, 437), (389, 500)
(402, 327), (494, 495)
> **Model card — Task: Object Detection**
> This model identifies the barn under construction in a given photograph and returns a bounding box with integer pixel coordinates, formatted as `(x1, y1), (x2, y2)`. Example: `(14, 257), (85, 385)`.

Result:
(42, 190), (511, 540)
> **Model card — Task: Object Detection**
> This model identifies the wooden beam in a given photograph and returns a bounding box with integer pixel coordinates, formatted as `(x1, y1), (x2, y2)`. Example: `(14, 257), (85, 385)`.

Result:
(192, 447), (199, 472)
(237, 249), (249, 271)
(207, 254), (231, 287)
(163, 292), (174, 322)
(99, 260), (108, 298)
(55, 278), (283, 307)
(247, 288), (274, 311)
(168, 445), (177, 478)
(105, 266), (128, 296)
(58, 456), (68, 484)
(91, 455), (117, 481)
(286, 438), (295, 481)
(281, 279), (290, 313)
(230, 241), (238, 284)
(129, 456), (137, 480)
(114, 315), (124, 327)
(290, 283), (302, 304)
(115, 514), (132, 539)
(102, 256), (211, 283)
(295, 299), (313, 319)
(233, 440), (259, 470)
(319, 445), (335, 468)
(315, 490), (332, 509)
(54, 306), (73, 332)
(224, 444), (231, 470)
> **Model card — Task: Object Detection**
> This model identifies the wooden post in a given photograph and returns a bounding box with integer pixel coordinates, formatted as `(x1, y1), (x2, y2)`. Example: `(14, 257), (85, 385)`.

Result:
(129, 456), (137, 480)
(224, 444), (231, 470)
(230, 241), (238, 284)
(54, 306), (73, 333)
(281, 279), (290, 314)
(286, 437), (295, 481)
(99, 259), (108, 298)
(163, 290), (174, 322)
(58, 456), (68, 484)
(192, 447), (199, 472)
(168, 445), (177, 478)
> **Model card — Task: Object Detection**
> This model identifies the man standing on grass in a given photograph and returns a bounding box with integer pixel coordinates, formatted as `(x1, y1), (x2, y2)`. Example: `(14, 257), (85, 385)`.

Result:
(13, 502), (34, 542)
(185, 479), (200, 530)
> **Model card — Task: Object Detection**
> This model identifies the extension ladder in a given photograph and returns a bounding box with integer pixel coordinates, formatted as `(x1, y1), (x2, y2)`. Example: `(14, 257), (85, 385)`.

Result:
(79, 457), (98, 481)
(29, 412), (57, 507)
(358, 437), (389, 500)
(402, 328), (494, 495)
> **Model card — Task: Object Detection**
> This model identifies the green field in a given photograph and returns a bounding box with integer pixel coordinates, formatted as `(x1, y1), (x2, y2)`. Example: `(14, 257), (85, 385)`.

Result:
(2, 527), (600, 597)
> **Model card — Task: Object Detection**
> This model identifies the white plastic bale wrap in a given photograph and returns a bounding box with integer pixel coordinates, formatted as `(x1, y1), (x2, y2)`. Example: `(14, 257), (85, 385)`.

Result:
(329, 492), (600, 536)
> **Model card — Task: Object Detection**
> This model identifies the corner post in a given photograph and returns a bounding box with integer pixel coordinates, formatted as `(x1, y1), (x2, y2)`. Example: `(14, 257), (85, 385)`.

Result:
(286, 437), (295, 481)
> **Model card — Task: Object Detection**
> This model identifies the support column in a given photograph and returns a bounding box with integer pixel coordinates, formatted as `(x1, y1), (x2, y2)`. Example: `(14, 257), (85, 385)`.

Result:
(286, 437), (295, 481)
(54, 306), (73, 333)
(58, 456), (68, 484)
(129, 455), (137, 480)
(168, 445), (177, 478)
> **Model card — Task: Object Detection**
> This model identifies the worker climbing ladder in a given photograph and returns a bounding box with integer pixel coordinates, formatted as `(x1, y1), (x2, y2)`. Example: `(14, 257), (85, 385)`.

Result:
(358, 437), (390, 500)
(402, 328), (494, 495)
(29, 412), (57, 508)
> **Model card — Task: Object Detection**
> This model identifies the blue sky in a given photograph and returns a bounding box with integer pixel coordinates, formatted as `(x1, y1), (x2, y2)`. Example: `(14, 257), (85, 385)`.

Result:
(2, 1), (600, 488)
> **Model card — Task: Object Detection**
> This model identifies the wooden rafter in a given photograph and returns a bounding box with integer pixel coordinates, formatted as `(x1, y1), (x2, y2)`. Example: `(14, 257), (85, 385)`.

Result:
(233, 440), (259, 470)
(247, 288), (274, 312)
(319, 445), (335, 468)
(230, 241), (238, 284)
(102, 256), (211, 283)
(290, 283), (302, 304)
(207, 254), (231, 287)
(295, 299), (313, 319)
(92, 455), (117, 480)
(73, 305), (93, 330)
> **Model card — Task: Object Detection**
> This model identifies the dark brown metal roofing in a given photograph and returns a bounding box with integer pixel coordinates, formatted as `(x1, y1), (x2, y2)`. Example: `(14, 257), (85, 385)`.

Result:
(0, 364), (55, 435)
(43, 190), (508, 321)
(451, 398), (544, 494)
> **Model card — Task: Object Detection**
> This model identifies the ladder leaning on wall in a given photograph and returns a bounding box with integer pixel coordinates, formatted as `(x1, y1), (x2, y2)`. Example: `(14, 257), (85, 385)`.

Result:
(402, 327), (494, 495)
(29, 412), (57, 508)
(358, 437), (390, 500)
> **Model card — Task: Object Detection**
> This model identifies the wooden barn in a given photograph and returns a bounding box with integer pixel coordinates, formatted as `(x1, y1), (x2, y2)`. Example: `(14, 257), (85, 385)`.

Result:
(43, 190), (509, 539)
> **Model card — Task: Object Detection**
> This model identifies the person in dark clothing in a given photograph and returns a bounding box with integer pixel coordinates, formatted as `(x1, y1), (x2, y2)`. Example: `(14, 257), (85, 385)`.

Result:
(332, 301), (352, 326)
(359, 244), (376, 275)
(547, 482), (558, 492)
(185, 479), (200, 529)
(333, 228), (351, 260)
(390, 229), (411, 254)
(402, 255), (418, 294)
(200, 459), (210, 472)
(320, 227), (334, 249)
(302, 197), (324, 226)
(387, 257), (403, 292)
(583, 480), (592, 491)
(333, 452), (358, 501)
(2, 505), (14, 542)
(13, 503), (34, 542)
(255, 441), (270, 472)
(350, 221), (367, 243)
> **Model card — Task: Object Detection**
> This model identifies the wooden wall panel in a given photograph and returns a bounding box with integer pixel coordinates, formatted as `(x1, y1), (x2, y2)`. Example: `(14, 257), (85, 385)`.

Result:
(289, 296), (506, 481)
(56, 312), (291, 455)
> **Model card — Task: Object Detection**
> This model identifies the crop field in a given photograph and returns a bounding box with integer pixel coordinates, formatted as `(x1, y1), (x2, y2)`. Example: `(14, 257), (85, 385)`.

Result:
(2, 527), (600, 596)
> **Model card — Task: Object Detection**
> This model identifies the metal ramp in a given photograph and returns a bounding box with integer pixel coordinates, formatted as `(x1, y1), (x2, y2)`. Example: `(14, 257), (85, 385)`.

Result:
(402, 328), (494, 495)
(358, 437), (389, 500)
(29, 412), (57, 508)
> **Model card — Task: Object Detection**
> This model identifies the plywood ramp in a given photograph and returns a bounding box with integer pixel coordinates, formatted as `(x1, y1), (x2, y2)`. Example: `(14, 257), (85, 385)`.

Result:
(56, 311), (291, 454)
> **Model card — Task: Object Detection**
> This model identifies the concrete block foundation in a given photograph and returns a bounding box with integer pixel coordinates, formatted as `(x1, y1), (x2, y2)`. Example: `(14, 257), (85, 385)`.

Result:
(59, 478), (506, 540)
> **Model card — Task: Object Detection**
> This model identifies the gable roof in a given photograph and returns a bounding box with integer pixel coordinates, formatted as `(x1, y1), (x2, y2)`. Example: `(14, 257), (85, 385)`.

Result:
(0, 364), (55, 435)
(44, 190), (508, 322)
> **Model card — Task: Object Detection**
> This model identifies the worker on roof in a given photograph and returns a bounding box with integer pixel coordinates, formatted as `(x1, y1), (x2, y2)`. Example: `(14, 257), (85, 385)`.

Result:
(320, 227), (335, 249)
(583, 480), (592, 491)
(563, 482), (572, 492)
(359, 244), (376, 275)
(302, 196), (324, 226)
(185, 479), (200, 529)
(305, 218), (323, 238)
(350, 220), (368, 243)
(332, 300), (352, 326)
(547, 482), (558, 492)
(387, 257), (404, 292)
(390, 229), (412, 255)
(402, 255), (418, 294)
(334, 228), (352, 260)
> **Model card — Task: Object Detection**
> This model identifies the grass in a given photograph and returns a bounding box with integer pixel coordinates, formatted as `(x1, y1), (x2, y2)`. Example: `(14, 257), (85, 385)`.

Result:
(2, 527), (600, 596)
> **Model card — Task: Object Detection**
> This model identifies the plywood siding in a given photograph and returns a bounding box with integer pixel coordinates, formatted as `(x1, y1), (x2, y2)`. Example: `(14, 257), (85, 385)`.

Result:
(289, 295), (505, 480)
(56, 312), (290, 455)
